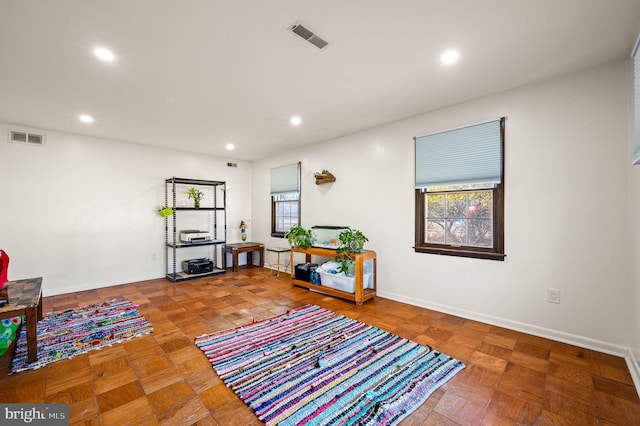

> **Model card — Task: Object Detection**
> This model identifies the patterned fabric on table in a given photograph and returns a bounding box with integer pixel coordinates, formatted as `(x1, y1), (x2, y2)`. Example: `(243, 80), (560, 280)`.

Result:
(0, 317), (22, 356)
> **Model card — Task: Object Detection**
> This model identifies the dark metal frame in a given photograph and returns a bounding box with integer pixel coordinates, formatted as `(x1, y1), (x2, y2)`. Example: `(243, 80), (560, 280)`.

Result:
(165, 177), (227, 282)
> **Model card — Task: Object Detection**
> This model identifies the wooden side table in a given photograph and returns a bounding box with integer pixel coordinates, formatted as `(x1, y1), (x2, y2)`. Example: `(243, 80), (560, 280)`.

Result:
(0, 277), (43, 363)
(225, 243), (264, 272)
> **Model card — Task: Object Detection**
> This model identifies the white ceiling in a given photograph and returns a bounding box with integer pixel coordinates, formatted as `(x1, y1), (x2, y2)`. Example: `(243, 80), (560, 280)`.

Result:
(1, 1), (639, 161)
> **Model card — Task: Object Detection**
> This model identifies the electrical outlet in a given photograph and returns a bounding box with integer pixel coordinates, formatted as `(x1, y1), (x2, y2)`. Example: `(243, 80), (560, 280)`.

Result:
(548, 288), (561, 304)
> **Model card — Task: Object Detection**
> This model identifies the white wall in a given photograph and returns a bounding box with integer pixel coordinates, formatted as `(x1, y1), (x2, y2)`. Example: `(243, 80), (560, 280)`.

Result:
(630, 102), (640, 387)
(0, 125), (252, 296)
(252, 59), (631, 354)
(630, 169), (640, 389)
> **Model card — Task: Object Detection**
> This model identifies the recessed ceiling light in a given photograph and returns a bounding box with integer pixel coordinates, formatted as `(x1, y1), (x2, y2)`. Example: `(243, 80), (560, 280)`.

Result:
(94, 47), (115, 62)
(290, 116), (302, 126)
(440, 49), (460, 65)
(225, 143), (235, 150)
(79, 114), (94, 123)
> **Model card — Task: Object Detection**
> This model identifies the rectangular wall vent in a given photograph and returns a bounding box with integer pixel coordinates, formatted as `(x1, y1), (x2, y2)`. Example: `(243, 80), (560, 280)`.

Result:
(289, 22), (328, 50)
(8, 129), (45, 147)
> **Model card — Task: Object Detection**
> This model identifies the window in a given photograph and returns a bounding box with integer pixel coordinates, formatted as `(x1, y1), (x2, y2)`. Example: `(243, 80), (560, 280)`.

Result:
(414, 118), (505, 260)
(272, 193), (299, 236)
(271, 162), (301, 237)
(425, 185), (494, 247)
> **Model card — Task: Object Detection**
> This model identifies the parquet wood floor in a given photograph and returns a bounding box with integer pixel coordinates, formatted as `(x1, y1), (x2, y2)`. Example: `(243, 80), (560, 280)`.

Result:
(1, 267), (639, 425)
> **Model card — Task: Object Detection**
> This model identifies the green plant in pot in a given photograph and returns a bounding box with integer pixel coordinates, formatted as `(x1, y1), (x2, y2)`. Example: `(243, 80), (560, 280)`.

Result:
(187, 187), (204, 208)
(335, 228), (368, 276)
(285, 225), (314, 248)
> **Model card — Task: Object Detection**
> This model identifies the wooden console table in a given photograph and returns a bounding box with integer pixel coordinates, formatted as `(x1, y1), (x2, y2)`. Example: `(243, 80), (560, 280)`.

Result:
(225, 242), (264, 272)
(0, 277), (43, 363)
(290, 246), (376, 305)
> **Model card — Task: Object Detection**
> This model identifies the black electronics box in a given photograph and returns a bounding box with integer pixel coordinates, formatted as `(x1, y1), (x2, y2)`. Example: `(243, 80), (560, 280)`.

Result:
(295, 263), (319, 282)
(182, 258), (214, 274)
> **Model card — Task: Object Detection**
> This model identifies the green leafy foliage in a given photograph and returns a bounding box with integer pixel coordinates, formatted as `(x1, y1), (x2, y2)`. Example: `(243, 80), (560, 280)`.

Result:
(285, 225), (314, 248)
(335, 228), (368, 276)
(187, 187), (204, 207)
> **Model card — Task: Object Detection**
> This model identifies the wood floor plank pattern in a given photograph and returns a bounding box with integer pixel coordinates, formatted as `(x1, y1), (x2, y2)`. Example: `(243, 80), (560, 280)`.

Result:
(1, 268), (639, 425)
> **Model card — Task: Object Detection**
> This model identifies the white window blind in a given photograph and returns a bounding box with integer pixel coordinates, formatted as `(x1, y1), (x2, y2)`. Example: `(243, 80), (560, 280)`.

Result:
(415, 119), (503, 188)
(270, 162), (300, 195)
(633, 35), (640, 165)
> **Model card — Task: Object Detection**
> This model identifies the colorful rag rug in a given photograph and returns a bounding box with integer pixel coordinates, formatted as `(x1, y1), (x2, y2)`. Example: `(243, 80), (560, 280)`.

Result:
(11, 297), (153, 373)
(196, 304), (464, 425)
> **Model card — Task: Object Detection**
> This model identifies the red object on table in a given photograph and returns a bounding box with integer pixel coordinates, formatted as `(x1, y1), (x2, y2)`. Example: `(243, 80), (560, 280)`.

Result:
(0, 250), (9, 288)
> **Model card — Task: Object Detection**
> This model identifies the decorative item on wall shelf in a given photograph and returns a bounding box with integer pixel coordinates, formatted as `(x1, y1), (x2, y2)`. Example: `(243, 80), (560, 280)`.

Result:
(187, 187), (204, 208)
(239, 220), (248, 242)
(314, 169), (336, 185)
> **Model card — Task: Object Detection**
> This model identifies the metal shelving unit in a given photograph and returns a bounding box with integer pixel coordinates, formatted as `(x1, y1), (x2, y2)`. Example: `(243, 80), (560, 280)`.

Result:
(165, 177), (227, 282)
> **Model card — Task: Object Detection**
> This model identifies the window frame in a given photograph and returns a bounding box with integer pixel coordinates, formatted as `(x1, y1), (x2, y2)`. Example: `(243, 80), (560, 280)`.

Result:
(414, 118), (505, 260)
(414, 185), (504, 260)
(270, 162), (301, 238)
(271, 192), (301, 238)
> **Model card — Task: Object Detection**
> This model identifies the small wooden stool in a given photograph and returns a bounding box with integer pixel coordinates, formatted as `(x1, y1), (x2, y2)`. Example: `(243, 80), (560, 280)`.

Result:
(266, 247), (291, 277)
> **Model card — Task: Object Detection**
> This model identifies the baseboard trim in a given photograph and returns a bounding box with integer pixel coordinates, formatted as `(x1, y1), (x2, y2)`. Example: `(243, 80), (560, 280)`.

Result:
(626, 348), (640, 397)
(44, 274), (164, 297)
(380, 289), (640, 396)
(376, 290), (627, 357)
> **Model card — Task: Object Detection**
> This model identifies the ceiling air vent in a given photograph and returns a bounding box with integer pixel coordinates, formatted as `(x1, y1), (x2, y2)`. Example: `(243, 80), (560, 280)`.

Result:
(8, 129), (45, 147)
(289, 22), (328, 50)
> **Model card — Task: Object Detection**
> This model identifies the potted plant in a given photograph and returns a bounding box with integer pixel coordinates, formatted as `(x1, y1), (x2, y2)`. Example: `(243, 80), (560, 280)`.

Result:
(285, 225), (314, 248)
(335, 228), (369, 276)
(338, 228), (368, 253)
(187, 187), (204, 208)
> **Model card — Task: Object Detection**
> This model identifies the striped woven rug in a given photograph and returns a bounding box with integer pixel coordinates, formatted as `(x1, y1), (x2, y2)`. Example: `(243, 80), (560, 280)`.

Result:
(196, 304), (464, 425)
(11, 297), (153, 373)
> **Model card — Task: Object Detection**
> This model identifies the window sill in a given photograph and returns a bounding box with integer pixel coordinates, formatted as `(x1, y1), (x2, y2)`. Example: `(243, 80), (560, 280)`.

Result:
(271, 232), (286, 238)
(414, 246), (506, 261)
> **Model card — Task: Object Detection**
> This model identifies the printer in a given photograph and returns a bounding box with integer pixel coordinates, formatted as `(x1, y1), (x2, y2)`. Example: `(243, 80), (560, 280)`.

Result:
(182, 258), (214, 274)
(180, 229), (211, 243)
